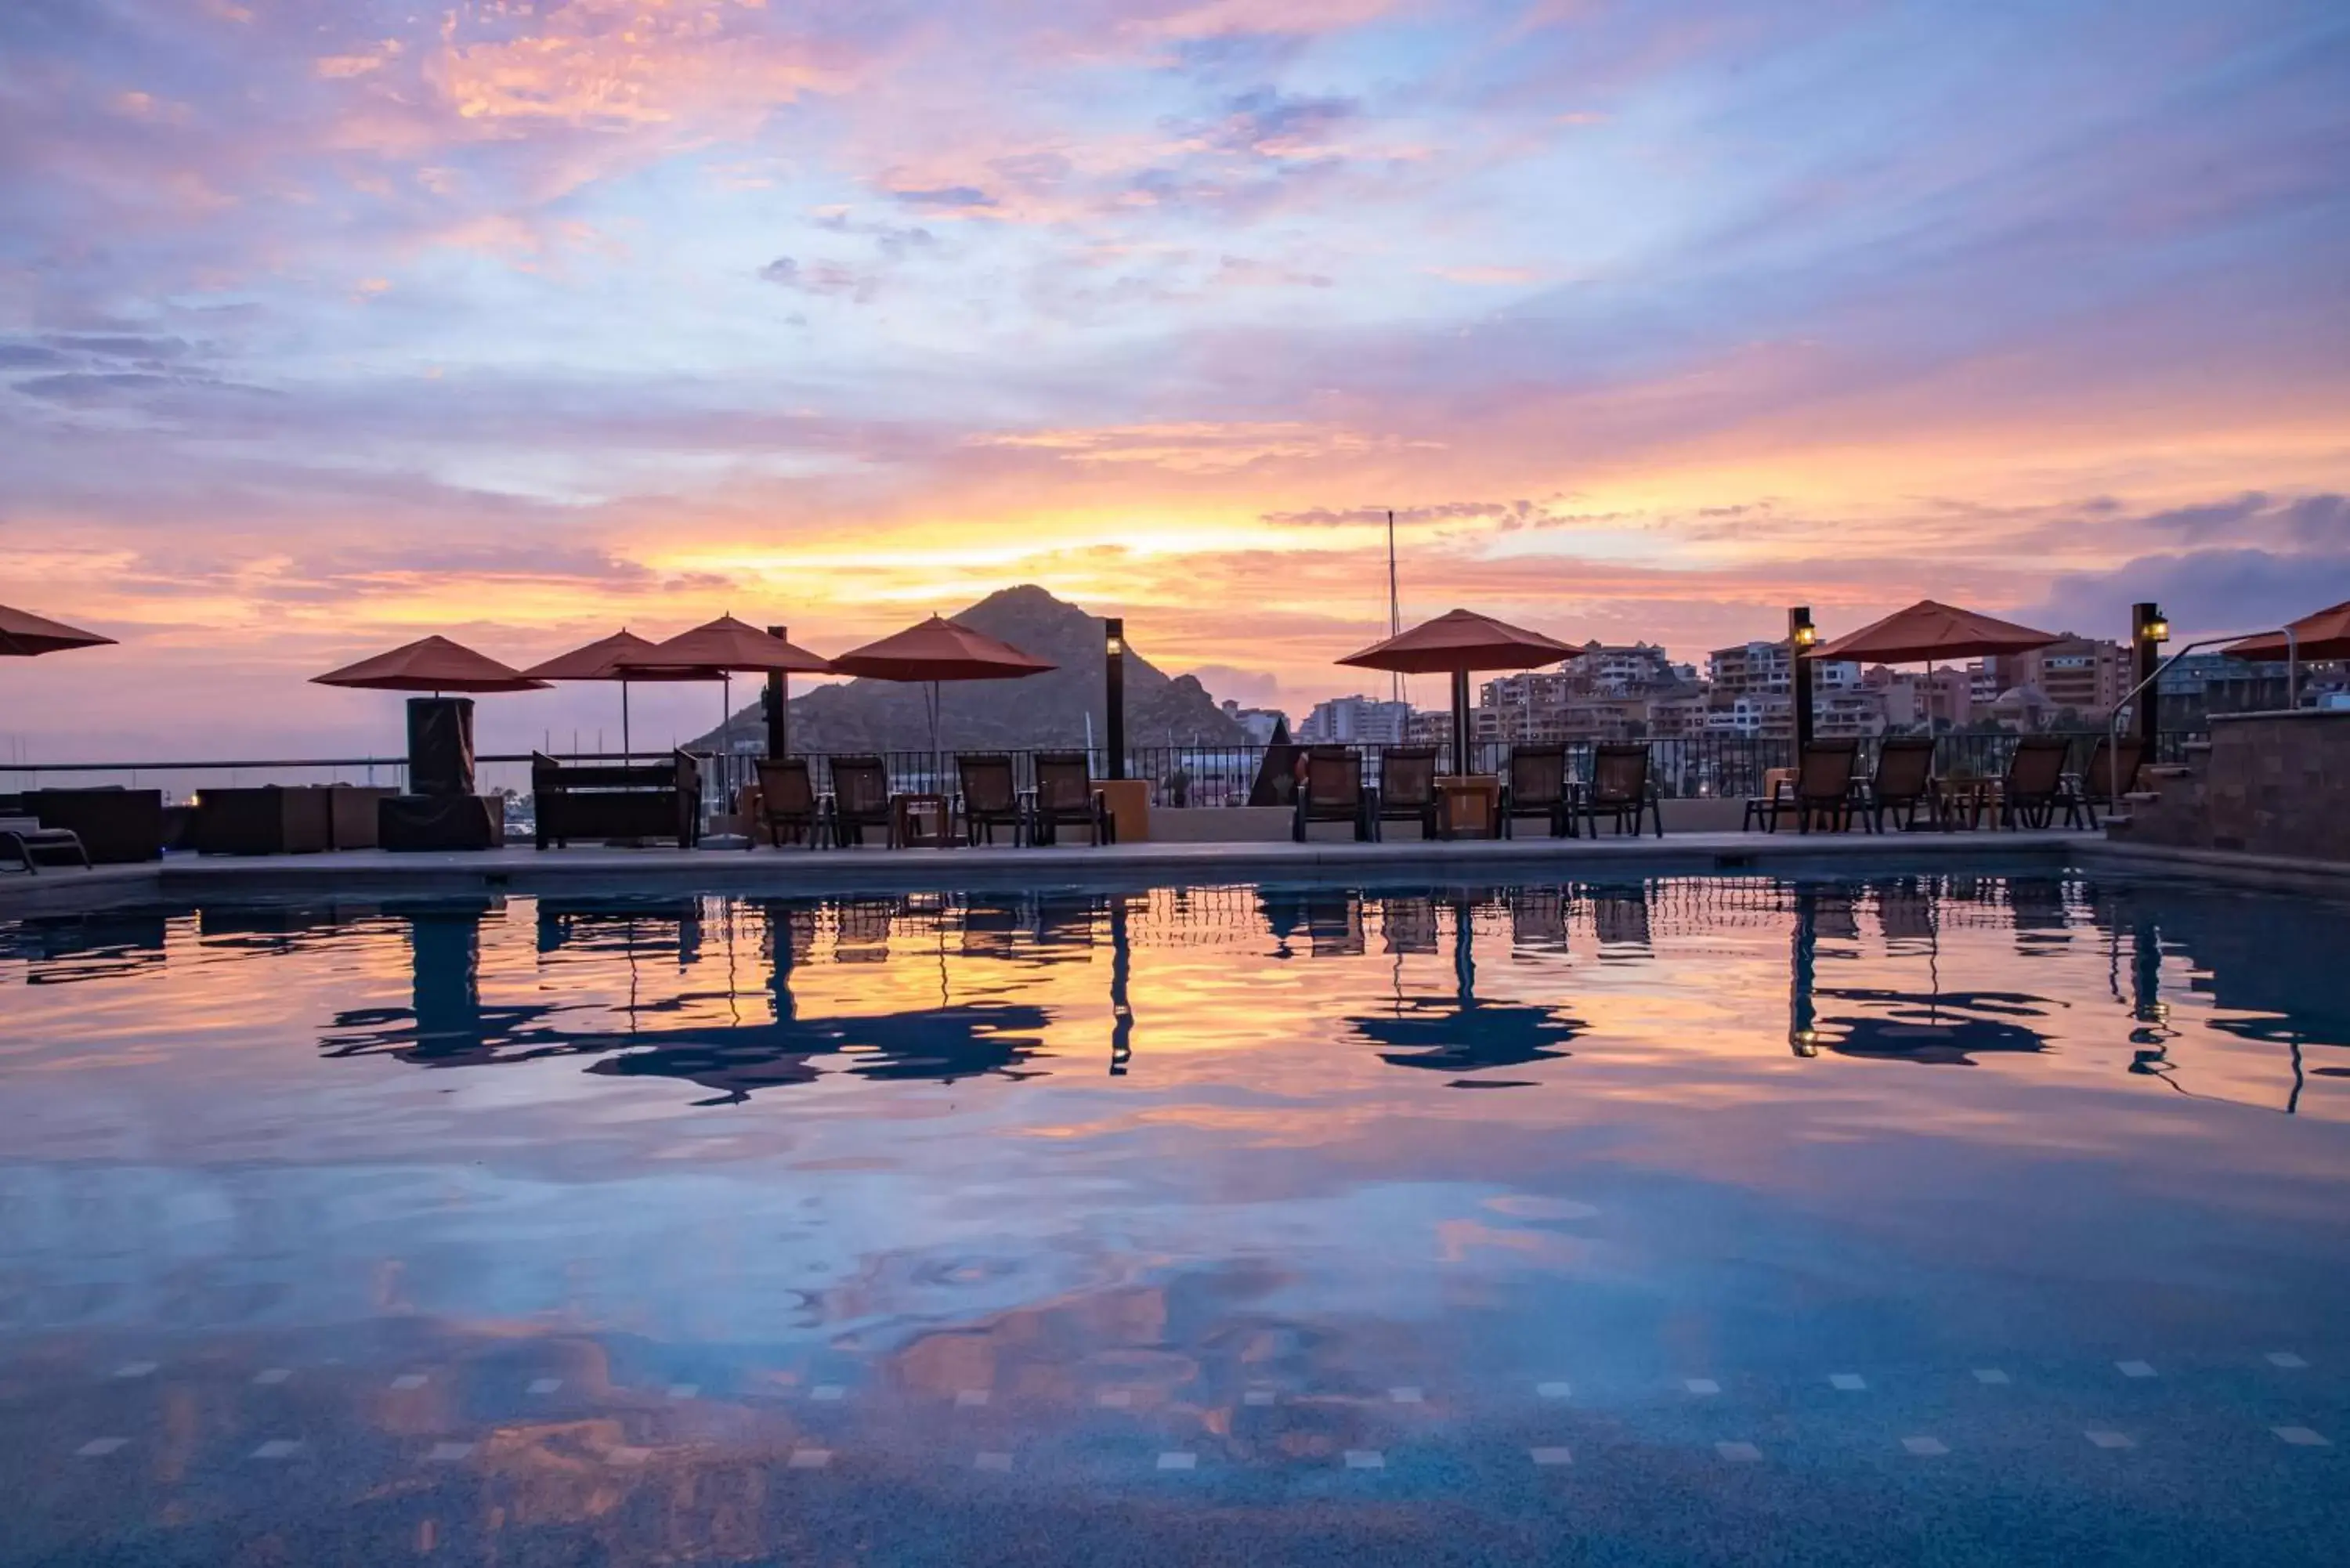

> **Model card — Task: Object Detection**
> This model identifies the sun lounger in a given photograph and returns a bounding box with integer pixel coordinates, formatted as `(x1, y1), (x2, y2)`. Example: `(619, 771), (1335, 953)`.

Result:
(827, 755), (894, 847)
(1032, 752), (1112, 845)
(1580, 743), (1664, 837)
(956, 753), (1026, 846)
(1500, 745), (1571, 838)
(1292, 746), (1372, 842)
(1999, 735), (2073, 829)
(1747, 741), (1860, 833)
(1372, 745), (1440, 840)
(1861, 735), (1938, 832)
(754, 758), (823, 847)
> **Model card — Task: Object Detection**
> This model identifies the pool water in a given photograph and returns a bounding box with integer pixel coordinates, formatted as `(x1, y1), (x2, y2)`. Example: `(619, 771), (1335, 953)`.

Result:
(2, 869), (2347, 1566)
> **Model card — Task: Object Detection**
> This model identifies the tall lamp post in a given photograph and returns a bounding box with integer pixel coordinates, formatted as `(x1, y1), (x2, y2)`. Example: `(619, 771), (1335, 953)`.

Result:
(764, 623), (791, 759)
(1104, 616), (1126, 780)
(1789, 606), (1817, 753)
(2130, 602), (2168, 756)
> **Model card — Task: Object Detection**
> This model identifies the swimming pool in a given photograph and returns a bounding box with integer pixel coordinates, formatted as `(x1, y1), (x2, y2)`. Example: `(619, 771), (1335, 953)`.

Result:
(3, 869), (2347, 1566)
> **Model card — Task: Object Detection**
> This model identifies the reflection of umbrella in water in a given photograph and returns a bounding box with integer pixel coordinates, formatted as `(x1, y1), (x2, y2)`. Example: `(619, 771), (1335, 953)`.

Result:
(1813, 987), (2052, 1066)
(1350, 895), (1582, 1086)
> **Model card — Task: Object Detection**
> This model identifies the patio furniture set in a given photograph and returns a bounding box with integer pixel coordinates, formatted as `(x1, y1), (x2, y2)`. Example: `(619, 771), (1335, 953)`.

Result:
(1291, 742), (1665, 842)
(1743, 734), (2146, 833)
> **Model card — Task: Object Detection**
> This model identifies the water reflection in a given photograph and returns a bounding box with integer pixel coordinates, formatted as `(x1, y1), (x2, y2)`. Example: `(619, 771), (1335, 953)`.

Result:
(1349, 894), (1583, 1086)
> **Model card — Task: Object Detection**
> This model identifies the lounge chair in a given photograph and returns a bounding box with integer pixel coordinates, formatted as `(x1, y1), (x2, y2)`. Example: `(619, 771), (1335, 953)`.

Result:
(2059, 735), (2145, 829)
(754, 758), (823, 847)
(1032, 752), (1112, 845)
(956, 753), (1027, 846)
(1998, 735), (2073, 829)
(1292, 746), (1372, 842)
(1745, 741), (1860, 833)
(0, 799), (89, 874)
(1372, 745), (1440, 840)
(828, 755), (894, 847)
(1579, 743), (1663, 838)
(1861, 735), (1938, 833)
(1499, 745), (1571, 839)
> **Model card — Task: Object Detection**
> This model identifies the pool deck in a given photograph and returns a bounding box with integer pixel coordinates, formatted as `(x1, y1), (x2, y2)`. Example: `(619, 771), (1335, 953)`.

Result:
(7, 829), (2342, 913)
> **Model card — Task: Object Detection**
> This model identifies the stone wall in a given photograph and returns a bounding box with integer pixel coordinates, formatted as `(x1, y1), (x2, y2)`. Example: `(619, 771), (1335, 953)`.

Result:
(2118, 710), (2350, 860)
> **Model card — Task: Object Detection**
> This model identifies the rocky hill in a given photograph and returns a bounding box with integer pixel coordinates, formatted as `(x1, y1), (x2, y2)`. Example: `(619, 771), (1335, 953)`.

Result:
(690, 585), (1245, 753)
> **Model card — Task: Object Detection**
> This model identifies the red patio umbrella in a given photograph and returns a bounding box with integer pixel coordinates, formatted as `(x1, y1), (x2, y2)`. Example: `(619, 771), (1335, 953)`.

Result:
(1806, 600), (2059, 666)
(0, 604), (116, 659)
(2221, 598), (2350, 664)
(522, 629), (710, 758)
(1339, 608), (1579, 775)
(615, 615), (833, 770)
(312, 635), (549, 694)
(830, 615), (1056, 771)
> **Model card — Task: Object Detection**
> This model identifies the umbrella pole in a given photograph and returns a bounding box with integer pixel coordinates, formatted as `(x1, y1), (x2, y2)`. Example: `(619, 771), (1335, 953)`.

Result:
(1451, 669), (1471, 776)
(622, 680), (631, 760)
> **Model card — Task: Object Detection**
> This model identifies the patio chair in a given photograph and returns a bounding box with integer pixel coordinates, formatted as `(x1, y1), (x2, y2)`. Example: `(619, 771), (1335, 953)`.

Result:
(1499, 745), (1571, 839)
(1032, 752), (1112, 845)
(1578, 743), (1663, 838)
(1745, 741), (1860, 833)
(1861, 735), (1939, 833)
(2058, 735), (2145, 829)
(956, 753), (1027, 846)
(754, 758), (823, 847)
(1292, 746), (1372, 842)
(829, 755), (894, 847)
(1372, 745), (1440, 840)
(0, 800), (90, 874)
(1998, 735), (2073, 829)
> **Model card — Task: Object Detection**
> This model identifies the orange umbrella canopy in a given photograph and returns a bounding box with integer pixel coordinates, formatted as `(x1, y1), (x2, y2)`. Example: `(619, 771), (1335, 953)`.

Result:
(616, 615), (833, 675)
(0, 603), (115, 658)
(830, 615), (1055, 682)
(1808, 600), (2059, 665)
(2222, 598), (2350, 663)
(1337, 608), (1578, 674)
(522, 629), (710, 683)
(312, 635), (550, 693)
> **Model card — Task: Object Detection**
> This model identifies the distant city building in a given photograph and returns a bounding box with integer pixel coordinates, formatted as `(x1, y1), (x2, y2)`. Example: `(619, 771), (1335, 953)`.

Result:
(1982, 635), (2130, 721)
(1219, 699), (1289, 745)
(1866, 665), (1976, 730)
(1404, 708), (1454, 748)
(1705, 638), (1867, 740)
(1296, 694), (1412, 745)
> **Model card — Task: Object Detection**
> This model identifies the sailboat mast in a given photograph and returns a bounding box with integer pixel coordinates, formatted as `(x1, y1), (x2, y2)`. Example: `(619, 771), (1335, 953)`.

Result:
(1386, 508), (1402, 705)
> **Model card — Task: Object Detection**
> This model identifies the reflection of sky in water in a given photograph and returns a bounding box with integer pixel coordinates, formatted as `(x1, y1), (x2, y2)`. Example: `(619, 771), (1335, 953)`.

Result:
(4, 873), (2350, 1564)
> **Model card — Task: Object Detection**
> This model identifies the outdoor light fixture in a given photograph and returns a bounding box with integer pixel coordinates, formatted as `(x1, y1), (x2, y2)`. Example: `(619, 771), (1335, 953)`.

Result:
(1792, 617), (1817, 650)
(2143, 610), (2171, 644)
(1105, 630), (1124, 656)
(1791, 1028), (1822, 1058)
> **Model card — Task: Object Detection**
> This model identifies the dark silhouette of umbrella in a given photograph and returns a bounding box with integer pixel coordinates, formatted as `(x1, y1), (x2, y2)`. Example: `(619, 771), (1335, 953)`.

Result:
(313, 635), (549, 695)
(1807, 600), (2059, 665)
(522, 629), (712, 757)
(0, 604), (114, 658)
(1350, 894), (1582, 1083)
(829, 614), (1055, 768)
(614, 616), (832, 769)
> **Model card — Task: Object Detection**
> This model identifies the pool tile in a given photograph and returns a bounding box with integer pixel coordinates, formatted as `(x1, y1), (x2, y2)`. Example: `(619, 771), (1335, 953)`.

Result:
(1344, 1450), (1385, 1469)
(390, 1374), (428, 1391)
(2117, 1360), (2157, 1379)
(251, 1440), (302, 1460)
(1685, 1378), (1721, 1396)
(607, 1446), (650, 1465)
(1388, 1386), (1423, 1404)
(1242, 1389), (1276, 1407)
(2268, 1353), (2309, 1369)
(527, 1378), (562, 1394)
(1716, 1441), (1762, 1462)
(253, 1367), (291, 1386)
(427, 1442), (475, 1462)
(1830, 1374), (1867, 1391)
(956, 1389), (990, 1407)
(75, 1438), (128, 1458)
(1537, 1382), (1572, 1399)
(1156, 1451), (1197, 1471)
(1902, 1436), (1949, 1456)
(1972, 1369), (2010, 1386)
(2272, 1427), (2330, 1447)
(810, 1384), (847, 1402)
(112, 1361), (157, 1379)
(667, 1383), (699, 1400)
(1531, 1447), (1574, 1467)
(1097, 1389), (1133, 1408)
(2084, 1430), (2135, 1450)
(975, 1451), (1014, 1472)
(786, 1448), (832, 1469)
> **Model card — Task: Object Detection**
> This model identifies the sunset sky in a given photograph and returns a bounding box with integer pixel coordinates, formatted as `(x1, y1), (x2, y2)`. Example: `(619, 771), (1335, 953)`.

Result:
(3, 0), (2346, 758)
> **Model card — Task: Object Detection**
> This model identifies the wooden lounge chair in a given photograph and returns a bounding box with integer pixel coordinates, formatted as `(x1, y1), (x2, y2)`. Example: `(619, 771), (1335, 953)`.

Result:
(754, 758), (823, 847)
(0, 797), (89, 874)
(1292, 746), (1372, 842)
(1746, 741), (1860, 833)
(1372, 745), (1439, 840)
(1861, 735), (1938, 833)
(1499, 745), (1571, 838)
(1999, 735), (2073, 829)
(1032, 752), (1112, 845)
(2059, 735), (2144, 829)
(956, 753), (1026, 846)
(828, 755), (894, 847)
(1579, 743), (1663, 838)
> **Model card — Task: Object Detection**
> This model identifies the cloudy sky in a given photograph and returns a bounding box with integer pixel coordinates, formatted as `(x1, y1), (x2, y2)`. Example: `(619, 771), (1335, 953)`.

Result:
(2, 0), (2345, 757)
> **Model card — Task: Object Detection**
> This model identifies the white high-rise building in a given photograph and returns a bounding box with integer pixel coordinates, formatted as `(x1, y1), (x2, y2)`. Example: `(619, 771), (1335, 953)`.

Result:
(1296, 695), (1412, 745)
